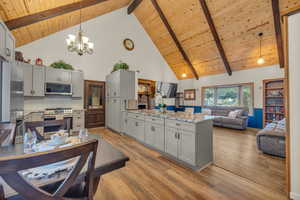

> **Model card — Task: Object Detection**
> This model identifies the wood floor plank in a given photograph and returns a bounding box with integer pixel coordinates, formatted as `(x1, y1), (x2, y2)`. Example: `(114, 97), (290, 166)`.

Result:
(90, 128), (287, 200)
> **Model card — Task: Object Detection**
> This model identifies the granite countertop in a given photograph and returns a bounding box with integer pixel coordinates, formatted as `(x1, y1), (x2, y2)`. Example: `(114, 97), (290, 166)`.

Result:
(126, 109), (214, 123)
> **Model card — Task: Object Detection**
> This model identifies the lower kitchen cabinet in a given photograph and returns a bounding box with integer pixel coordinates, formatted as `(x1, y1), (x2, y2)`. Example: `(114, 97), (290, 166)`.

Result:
(165, 127), (196, 165)
(165, 127), (179, 158)
(123, 111), (213, 170)
(178, 130), (196, 165)
(126, 117), (145, 142)
(145, 122), (165, 151)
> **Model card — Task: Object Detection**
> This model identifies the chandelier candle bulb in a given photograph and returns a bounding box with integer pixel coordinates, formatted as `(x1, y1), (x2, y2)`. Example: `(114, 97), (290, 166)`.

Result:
(68, 34), (76, 41)
(88, 42), (94, 49)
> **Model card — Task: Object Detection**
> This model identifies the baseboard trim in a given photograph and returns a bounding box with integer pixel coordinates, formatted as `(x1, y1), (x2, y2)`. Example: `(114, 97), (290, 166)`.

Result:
(291, 192), (300, 200)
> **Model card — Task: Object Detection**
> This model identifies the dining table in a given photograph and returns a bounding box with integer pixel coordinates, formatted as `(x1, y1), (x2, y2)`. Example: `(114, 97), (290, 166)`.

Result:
(0, 133), (129, 199)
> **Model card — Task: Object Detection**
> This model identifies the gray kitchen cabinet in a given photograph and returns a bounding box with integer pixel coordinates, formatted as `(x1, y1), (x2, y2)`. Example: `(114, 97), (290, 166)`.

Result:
(165, 127), (179, 158)
(23, 63), (45, 97)
(5, 30), (15, 61)
(178, 130), (196, 165)
(46, 67), (71, 84)
(112, 98), (121, 132)
(32, 66), (45, 96)
(126, 117), (136, 138)
(0, 21), (15, 62)
(165, 127), (196, 165)
(126, 117), (145, 142)
(23, 64), (33, 96)
(106, 70), (136, 99)
(121, 111), (128, 133)
(72, 71), (83, 97)
(133, 119), (145, 142)
(145, 122), (165, 151)
(0, 22), (6, 58)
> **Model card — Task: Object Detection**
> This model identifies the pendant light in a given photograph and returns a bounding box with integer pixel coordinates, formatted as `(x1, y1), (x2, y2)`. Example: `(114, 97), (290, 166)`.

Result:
(257, 32), (265, 65)
(66, 0), (94, 56)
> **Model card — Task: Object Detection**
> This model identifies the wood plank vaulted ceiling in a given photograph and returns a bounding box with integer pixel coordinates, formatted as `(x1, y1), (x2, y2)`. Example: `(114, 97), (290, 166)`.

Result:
(0, 0), (299, 79)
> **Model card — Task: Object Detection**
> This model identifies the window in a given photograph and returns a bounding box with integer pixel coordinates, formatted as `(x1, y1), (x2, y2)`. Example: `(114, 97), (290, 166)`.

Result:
(202, 83), (254, 114)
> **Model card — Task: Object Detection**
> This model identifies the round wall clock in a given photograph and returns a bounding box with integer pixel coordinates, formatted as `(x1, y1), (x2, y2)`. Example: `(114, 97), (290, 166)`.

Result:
(123, 38), (134, 51)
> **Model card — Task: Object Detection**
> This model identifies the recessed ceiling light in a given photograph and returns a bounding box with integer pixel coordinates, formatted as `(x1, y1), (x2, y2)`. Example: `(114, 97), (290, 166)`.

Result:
(182, 73), (187, 78)
(257, 57), (265, 65)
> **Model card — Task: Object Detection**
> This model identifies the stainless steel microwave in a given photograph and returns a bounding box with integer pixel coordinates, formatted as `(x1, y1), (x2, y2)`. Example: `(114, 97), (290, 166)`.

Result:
(45, 82), (72, 95)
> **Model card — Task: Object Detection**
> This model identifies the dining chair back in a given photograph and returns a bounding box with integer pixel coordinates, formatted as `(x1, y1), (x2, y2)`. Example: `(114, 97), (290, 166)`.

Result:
(25, 120), (67, 141)
(0, 123), (16, 146)
(0, 139), (98, 200)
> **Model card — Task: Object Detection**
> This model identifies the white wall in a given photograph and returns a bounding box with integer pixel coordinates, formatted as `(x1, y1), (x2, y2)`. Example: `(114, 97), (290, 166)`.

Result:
(17, 7), (177, 83)
(17, 7), (177, 111)
(288, 13), (300, 200)
(178, 65), (284, 108)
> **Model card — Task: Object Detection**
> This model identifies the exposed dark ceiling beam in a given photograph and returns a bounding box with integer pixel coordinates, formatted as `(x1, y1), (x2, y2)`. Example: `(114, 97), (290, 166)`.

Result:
(127, 0), (143, 15)
(271, 0), (285, 68)
(150, 0), (199, 79)
(198, 0), (232, 76)
(5, 0), (110, 30)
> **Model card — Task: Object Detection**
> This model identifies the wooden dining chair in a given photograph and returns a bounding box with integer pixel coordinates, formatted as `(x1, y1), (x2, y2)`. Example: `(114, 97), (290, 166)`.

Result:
(25, 120), (67, 141)
(0, 123), (16, 146)
(0, 139), (98, 200)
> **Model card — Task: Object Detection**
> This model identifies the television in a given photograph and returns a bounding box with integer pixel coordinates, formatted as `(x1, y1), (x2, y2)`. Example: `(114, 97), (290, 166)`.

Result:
(156, 82), (178, 98)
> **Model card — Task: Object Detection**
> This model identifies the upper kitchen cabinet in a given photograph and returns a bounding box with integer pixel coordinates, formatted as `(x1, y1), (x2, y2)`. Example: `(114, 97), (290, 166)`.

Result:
(0, 21), (15, 62)
(0, 22), (6, 59)
(72, 71), (84, 98)
(23, 63), (45, 97)
(5, 31), (15, 61)
(106, 70), (136, 99)
(46, 67), (71, 84)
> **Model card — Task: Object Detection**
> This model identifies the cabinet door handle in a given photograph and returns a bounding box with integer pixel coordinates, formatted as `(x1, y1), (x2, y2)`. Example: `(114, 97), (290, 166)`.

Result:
(175, 132), (178, 139)
(151, 126), (155, 132)
(178, 132), (180, 140)
(135, 122), (138, 126)
(5, 48), (11, 57)
(176, 123), (181, 126)
(125, 119), (127, 123)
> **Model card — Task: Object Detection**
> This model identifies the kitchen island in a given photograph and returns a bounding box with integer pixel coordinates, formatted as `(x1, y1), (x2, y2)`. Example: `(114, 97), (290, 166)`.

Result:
(121, 110), (213, 170)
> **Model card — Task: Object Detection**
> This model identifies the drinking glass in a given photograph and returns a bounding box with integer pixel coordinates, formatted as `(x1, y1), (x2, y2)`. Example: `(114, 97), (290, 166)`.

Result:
(79, 128), (88, 142)
(23, 130), (37, 153)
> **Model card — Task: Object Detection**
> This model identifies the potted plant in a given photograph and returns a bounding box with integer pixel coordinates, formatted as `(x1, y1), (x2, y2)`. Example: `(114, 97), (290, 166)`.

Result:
(50, 60), (74, 70)
(112, 61), (129, 72)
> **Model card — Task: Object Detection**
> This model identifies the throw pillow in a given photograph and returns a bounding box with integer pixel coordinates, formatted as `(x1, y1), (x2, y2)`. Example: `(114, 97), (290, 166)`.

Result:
(228, 110), (238, 118)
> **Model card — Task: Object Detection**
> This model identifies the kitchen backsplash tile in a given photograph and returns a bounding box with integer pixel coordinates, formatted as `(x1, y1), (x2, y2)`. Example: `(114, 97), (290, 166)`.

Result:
(24, 96), (83, 112)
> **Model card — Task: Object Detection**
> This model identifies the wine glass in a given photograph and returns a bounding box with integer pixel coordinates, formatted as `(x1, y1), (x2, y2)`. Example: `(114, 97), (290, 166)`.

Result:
(23, 130), (37, 153)
(79, 128), (88, 142)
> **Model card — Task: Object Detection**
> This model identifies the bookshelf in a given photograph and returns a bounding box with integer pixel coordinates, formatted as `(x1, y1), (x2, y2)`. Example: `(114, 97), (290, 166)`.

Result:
(263, 78), (285, 127)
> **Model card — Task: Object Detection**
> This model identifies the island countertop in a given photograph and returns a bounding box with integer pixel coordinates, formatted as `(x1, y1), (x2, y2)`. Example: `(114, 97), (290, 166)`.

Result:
(125, 109), (215, 123)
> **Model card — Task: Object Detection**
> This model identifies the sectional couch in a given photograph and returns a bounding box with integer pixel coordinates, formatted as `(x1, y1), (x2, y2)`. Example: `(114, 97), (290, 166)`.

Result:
(202, 106), (249, 130)
(256, 119), (286, 157)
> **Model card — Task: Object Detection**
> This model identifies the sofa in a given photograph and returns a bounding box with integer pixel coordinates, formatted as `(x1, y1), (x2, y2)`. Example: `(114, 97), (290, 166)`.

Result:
(256, 119), (286, 158)
(202, 106), (249, 130)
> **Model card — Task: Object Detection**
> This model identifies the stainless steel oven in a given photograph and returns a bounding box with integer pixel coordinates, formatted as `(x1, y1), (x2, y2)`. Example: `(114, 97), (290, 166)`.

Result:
(45, 83), (72, 96)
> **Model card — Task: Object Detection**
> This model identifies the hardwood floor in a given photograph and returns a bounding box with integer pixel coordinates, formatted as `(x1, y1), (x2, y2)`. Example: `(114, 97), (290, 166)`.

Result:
(213, 127), (286, 194)
(89, 128), (287, 200)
